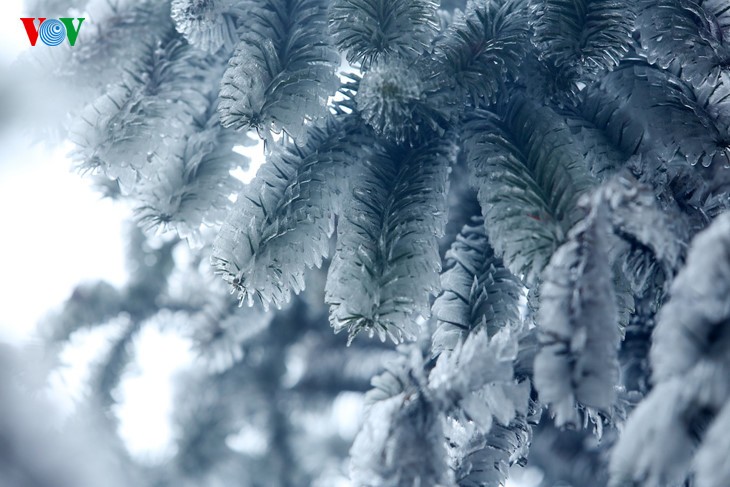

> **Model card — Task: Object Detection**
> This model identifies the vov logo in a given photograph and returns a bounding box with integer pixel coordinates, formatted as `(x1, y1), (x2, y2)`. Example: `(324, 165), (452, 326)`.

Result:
(20, 18), (85, 47)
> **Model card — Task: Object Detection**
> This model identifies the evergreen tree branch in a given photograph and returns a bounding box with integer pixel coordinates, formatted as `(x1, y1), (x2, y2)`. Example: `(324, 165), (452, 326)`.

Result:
(529, 0), (636, 84)
(218, 0), (339, 141)
(71, 35), (214, 189)
(435, 0), (530, 106)
(580, 60), (730, 168)
(133, 101), (253, 243)
(463, 95), (596, 282)
(431, 217), (523, 354)
(430, 219), (536, 487)
(535, 191), (621, 427)
(350, 346), (454, 486)
(635, 0), (730, 133)
(328, 0), (439, 68)
(171, 0), (243, 53)
(610, 212), (730, 487)
(325, 138), (454, 344)
(212, 117), (366, 308)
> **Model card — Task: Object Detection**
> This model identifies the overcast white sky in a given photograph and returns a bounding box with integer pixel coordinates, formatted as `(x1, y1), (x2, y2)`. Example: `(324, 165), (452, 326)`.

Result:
(0, 4), (239, 466)
(0, 0), (191, 460)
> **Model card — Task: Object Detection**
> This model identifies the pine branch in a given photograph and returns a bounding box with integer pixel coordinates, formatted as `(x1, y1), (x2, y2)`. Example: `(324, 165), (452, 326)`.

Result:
(435, 0), (530, 106)
(168, 369), (244, 481)
(429, 215), (537, 486)
(345, 213), (531, 485)
(325, 138), (454, 344)
(71, 35), (214, 189)
(429, 329), (528, 432)
(218, 0), (339, 141)
(212, 117), (366, 308)
(390, 328), (530, 487)
(576, 60), (730, 223)
(534, 192), (620, 427)
(350, 347), (453, 487)
(694, 400), (730, 487)
(430, 267), (533, 487)
(351, 327), (532, 487)
(603, 174), (686, 297)
(133, 102), (253, 243)
(39, 281), (124, 345)
(328, 0), (439, 68)
(89, 316), (143, 410)
(580, 60), (730, 168)
(171, 0), (242, 53)
(559, 111), (630, 179)
(463, 95), (596, 282)
(446, 417), (532, 487)
(529, 0), (636, 84)
(636, 0), (730, 133)
(355, 58), (453, 146)
(123, 226), (178, 313)
(167, 261), (273, 373)
(40, 226), (178, 357)
(431, 218), (523, 354)
(651, 212), (730, 384)
(610, 212), (730, 487)
(53, 1), (177, 99)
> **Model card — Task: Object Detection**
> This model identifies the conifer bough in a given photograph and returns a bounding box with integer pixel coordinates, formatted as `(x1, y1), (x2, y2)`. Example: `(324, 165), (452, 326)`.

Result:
(12, 0), (730, 485)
